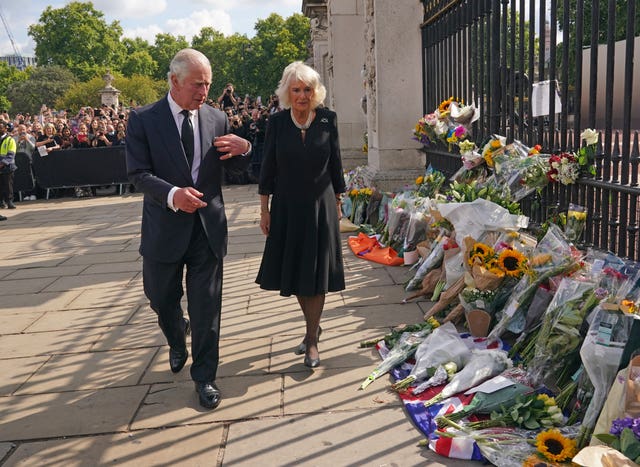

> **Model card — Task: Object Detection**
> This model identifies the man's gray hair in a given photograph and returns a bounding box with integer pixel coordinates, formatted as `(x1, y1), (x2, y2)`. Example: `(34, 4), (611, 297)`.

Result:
(167, 48), (211, 88)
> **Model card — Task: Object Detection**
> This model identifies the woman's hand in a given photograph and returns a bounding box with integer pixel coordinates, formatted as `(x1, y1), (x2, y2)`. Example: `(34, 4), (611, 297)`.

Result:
(260, 212), (270, 235)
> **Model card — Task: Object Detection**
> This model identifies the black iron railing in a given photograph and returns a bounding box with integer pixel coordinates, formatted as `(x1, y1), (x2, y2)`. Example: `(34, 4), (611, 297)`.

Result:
(420, 0), (640, 260)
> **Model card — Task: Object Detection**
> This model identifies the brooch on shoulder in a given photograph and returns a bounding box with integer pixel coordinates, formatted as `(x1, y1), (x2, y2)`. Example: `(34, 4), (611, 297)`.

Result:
(320, 117), (329, 123)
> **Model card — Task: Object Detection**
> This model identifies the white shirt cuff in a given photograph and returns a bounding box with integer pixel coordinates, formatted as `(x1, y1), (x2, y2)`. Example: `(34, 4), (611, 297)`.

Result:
(167, 186), (179, 211)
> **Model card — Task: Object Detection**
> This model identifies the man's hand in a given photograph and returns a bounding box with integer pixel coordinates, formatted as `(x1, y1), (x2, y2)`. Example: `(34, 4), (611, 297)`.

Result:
(214, 134), (249, 160)
(173, 187), (207, 213)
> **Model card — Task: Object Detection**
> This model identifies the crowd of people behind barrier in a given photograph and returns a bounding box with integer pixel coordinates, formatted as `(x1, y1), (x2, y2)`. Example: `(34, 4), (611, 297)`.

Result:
(0, 83), (279, 204)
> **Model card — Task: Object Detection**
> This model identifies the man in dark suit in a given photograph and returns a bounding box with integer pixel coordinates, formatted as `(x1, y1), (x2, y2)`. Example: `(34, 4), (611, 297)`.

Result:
(126, 48), (250, 410)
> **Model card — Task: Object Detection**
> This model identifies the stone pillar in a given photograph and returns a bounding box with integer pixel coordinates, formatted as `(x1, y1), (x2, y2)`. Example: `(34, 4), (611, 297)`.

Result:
(303, 2), (329, 86)
(325, 0), (367, 170)
(99, 70), (121, 110)
(362, 0), (424, 191)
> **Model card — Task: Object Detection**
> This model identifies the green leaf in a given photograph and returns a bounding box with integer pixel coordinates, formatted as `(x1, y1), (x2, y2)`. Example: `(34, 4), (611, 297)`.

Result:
(620, 428), (640, 460)
(524, 418), (540, 429)
(594, 433), (618, 445)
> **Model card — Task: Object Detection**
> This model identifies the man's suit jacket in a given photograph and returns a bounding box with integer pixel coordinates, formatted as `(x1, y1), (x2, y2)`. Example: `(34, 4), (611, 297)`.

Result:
(126, 96), (247, 263)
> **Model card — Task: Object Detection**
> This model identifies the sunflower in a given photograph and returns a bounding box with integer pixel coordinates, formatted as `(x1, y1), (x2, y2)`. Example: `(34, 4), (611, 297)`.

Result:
(438, 96), (455, 112)
(497, 248), (527, 277)
(415, 175), (424, 185)
(467, 242), (495, 266)
(535, 429), (576, 462)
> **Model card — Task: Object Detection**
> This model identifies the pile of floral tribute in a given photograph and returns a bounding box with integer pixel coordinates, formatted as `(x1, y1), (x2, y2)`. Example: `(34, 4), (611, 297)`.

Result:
(340, 99), (640, 466)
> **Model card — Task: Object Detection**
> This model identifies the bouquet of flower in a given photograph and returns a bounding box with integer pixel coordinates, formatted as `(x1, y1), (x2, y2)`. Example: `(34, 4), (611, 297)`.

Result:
(576, 307), (634, 448)
(412, 97), (478, 150)
(564, 203), (587, 243)
(348, 187), (373, 225)
(466, 393), (565, 430)
(359, 317), (440, 389)
(414, 169), (446, 199)
(547, 152), (580, 185)
(527, 278), (599, 388)
(577, 128), (599, 177)
(594, 416), (640, 464)
(481, 135), (506, 168)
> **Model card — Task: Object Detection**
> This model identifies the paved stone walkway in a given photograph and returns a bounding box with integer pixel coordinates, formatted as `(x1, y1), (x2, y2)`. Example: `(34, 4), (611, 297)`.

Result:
(0, 187), (472, 466)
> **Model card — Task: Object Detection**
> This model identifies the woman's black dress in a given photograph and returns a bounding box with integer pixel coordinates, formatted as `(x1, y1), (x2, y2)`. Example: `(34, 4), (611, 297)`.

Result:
(256, 107), (346, 297)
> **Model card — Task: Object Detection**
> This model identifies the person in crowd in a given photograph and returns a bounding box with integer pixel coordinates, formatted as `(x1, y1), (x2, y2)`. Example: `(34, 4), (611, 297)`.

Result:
(87, 118), (101, 144)
(31, 121), (43, 141)
(35, 123), (61, 155)
(92, 121), (113, 147)
(217, 83), (238, 110)
(73, 123), (91, 148)
(14, 123), (40, 201)
(59, 126), (74, 149)
(248, 108), (267, 181)
(0, 120), (18, 211)
(256, 61), (346, 368)
(113, 122), (127, 145)
(268, 94), (282, 114)
(126, 48), (251, 410)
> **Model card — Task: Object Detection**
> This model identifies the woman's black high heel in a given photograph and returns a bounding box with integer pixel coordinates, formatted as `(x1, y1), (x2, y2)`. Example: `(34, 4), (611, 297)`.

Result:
(294, 326), (322, 355)
(304, 352), (320, 368)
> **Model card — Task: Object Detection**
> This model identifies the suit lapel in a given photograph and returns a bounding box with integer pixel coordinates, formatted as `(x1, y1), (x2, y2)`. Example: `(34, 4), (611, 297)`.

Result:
(153, 97), (192, 181)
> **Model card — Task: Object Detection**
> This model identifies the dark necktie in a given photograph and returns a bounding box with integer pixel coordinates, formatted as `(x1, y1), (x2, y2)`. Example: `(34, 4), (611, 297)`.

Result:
(180, 110), (194, 168)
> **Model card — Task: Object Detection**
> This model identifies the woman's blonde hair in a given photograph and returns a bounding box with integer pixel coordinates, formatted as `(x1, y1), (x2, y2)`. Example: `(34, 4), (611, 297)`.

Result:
(275, 61), (326, 109)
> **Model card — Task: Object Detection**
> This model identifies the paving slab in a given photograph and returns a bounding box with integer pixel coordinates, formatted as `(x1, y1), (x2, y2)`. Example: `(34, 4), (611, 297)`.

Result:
(90, 321), (166, 351)
(3, 424), (225, 467)
(15, 348), (158, 394)
(0, 386), (149, 441)
(0, 311), (45, 334)
(0, 327), (106, 358)
(222, 408), (466, 466)
(131, 375), (282, 429)
(25, 306), (137, 332)
(0, 356), (49, 396)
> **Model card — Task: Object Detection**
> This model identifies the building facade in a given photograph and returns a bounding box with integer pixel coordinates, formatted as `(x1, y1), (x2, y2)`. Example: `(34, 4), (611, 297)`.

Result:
(302, 0), (425, 190)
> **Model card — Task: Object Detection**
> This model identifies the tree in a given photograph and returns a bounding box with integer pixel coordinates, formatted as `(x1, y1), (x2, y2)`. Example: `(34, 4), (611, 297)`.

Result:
(28, 1), (126, 81)
(557, 0), (637, 46)
(251, 13), (310, 99)
(6, 66), (76, 114)
(121, 38), (158, 77)
(149, 33), (189, 81)
(0, 61), (29, 112)
(57, 73), (166, 111)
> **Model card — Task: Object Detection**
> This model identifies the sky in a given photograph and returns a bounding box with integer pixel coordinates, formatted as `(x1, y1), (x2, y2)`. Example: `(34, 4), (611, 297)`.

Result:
(0, 0), (302, 57)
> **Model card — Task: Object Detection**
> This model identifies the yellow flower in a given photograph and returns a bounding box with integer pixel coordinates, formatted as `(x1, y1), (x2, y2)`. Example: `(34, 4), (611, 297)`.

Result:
(535, 429), (576, 463)
(467, 242), (495, 267)
(350, 189), (359, 197)
(497, 248), (527, 277)
(438, 96), (454, 112)
(490, 139), (502, 149)
(415, 176), (424, 185)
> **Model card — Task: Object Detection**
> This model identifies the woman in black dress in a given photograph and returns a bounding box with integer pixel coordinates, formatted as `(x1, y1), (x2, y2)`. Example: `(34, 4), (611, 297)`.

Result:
(256, 61), (346, 368)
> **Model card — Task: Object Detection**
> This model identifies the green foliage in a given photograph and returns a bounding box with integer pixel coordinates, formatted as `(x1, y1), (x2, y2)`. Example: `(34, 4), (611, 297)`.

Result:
(149, 33), (190, 81)
(28, 2), (126, 81)
(6, 65), (76, 114)
(57, 73), (166, 111)
(0, 61), (29, 112)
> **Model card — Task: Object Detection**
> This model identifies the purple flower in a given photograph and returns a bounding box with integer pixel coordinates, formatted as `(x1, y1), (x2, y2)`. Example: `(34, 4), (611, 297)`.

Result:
(610, 417), (639, 437)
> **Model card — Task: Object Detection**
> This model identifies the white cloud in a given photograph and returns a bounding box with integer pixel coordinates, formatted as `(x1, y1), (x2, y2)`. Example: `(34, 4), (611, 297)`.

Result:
(122, 25), (164, 43)
(165, 9), (233, 39)
(92, 0), (168, 18)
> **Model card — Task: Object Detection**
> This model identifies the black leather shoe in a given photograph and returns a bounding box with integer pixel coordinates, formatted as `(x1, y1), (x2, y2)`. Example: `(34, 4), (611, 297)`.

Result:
(293, 326), (322, 355)
(195, 381), (221, 409)
(169, 348), (188, 373)
(6, 201), (15, 209)
(0, 214), (6, 221)
(0, 201), (5, 209)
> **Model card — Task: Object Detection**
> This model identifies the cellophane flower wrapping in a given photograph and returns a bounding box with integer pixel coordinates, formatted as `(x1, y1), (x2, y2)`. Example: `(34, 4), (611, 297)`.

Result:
(491, 140), (548, 202)
(564, 204), (587, 243)
(487, 224), (580, 341)
(528, 278), (598, 389)
(576, 308), (635, 447)
(403, 209), (432, 254)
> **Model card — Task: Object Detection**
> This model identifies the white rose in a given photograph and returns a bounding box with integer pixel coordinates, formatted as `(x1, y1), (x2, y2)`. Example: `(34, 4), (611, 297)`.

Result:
(581, 128), (598, 146)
